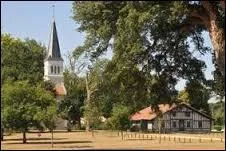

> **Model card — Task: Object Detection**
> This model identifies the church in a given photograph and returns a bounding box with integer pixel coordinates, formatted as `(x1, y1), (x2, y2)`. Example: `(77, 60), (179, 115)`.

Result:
(44, 18), (67, 99)
(44, 17), (68, 129)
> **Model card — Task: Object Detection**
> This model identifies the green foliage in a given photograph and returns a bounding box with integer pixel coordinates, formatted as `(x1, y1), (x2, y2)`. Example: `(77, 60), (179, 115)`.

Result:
(1, 34), (45, 85)
(72, 1), (208, 81)
(1, 81), (56, 132)
(178, 80), (211, 115)
(83, 102), (102, 129)
(209, 101), (224, 126)
(213, 125), (223, 131)
(105, 104), (132, 131)
(58, 71), (85, 127)
(72, 1), (211, 111)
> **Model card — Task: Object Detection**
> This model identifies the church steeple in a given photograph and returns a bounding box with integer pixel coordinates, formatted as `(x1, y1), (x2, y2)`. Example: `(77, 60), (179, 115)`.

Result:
(45, 19), (63, 61)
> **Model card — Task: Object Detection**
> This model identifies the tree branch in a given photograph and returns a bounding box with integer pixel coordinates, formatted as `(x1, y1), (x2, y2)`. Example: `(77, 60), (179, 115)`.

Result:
(188, 3), (210, 27)
(179, 17), (206, 33)
(219, 1), (225, 13)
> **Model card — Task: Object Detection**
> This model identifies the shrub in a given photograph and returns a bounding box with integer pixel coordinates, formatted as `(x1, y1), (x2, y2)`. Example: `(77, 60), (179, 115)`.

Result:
(213, 125), (222, 131)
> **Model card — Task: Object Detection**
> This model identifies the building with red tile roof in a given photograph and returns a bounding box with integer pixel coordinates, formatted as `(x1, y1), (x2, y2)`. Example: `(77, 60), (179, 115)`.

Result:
(130, 103), (214, 133)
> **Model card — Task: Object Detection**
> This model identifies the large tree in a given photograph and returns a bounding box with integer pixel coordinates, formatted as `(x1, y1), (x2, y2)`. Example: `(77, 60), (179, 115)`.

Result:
(178, 80), (211, 115)
(1, 34), (45, 85)
(1, 81), (56, 143)
(58, 70), (85, 130)
(72, 1), (225, 78)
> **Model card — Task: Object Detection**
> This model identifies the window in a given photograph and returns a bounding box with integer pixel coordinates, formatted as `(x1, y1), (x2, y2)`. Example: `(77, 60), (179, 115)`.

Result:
(54, 66), (56, 74)
(51, 66), (53, 73)
(173, 121), (176, 128)
(198, 121), (202, 128)
(187, 121), (190, 128)
(185, 112), (190, 117)
(161, 122), (165, 128)
(172, 112), (176, 117)
(58, 66), (60, 74)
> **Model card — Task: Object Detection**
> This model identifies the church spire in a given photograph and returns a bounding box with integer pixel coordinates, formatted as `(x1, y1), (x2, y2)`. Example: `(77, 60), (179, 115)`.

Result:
(45, 7), (63, 61)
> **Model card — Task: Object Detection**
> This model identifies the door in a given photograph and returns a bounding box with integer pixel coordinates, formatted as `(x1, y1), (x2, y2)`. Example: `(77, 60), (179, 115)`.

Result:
(179, 120), (184, 131)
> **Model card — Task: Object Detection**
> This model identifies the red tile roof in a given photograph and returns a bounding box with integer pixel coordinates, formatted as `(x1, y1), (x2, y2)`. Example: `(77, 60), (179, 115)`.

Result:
(55, 84), (67, 96)
(130, 104), (176, 121)
(130, 103), (214, 121)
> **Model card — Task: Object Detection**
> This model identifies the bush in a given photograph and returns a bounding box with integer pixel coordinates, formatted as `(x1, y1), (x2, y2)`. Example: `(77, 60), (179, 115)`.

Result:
(130, 125), (139, 132)
(106, 104), (132, 131)
(213, 125), (222, 131)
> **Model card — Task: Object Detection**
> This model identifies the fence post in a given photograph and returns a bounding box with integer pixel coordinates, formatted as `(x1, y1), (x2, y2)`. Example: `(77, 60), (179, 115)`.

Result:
(189, 138), (191, 143)
(184, 137), (185, 143)
(199, 138), (201, 143)
(164, 136), (165, 140)
(121, 131), (123, 140)
(151, 135), (152, 140)
(174, 137), (176, 141)
(211, 138), (212, 142)
(221, 138), (223, 142)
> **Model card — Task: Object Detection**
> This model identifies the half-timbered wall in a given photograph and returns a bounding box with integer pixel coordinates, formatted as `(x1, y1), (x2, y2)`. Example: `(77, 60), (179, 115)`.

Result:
(139, 104), (211, 132)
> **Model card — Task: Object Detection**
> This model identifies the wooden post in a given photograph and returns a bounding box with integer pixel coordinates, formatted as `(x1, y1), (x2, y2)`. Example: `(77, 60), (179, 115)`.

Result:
(92, 130), (94, 137)
(199, 138), (201, 143)
(121, 131), (123, 140)
(211, 138), (212, 142)
(174, 137), (175, 141)
(221, 138), (223, 142)
(179, 137), (180, 142)
(168, 136), (170, 141)
(184, 137), (185, 143)
(23, 131), (26, 144)
(189, 138), (191, 143)
(51, 130), (53, 148)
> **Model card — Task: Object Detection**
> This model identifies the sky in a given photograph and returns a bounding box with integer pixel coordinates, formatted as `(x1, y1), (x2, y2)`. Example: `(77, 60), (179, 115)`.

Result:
(1, 1), (217, 102)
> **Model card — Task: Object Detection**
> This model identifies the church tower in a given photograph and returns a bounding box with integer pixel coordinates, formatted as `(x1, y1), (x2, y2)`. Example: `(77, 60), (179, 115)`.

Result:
(44, 17), (66, 97)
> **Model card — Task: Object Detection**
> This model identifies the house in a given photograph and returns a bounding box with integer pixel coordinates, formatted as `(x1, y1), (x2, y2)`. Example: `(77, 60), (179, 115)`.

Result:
(130, 103), (214, 133)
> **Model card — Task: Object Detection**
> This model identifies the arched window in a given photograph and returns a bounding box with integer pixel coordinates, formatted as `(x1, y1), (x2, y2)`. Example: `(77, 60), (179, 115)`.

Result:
(58, 66), (60, 74)
(51, 66), (53, 73)
(54, 66), (56, 74)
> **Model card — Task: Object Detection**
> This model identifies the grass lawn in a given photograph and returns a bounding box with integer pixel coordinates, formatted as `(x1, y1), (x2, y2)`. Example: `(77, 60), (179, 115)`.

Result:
(1, 131), (225, 150)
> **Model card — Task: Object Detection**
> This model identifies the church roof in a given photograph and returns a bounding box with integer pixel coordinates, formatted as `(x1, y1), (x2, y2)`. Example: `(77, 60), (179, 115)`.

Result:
(55, 84), (67, 96)
(45, 19), (63, 61)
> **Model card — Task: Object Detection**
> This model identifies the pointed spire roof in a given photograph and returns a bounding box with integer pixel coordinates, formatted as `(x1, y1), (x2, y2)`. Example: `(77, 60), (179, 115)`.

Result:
(45, 19), (63, 61)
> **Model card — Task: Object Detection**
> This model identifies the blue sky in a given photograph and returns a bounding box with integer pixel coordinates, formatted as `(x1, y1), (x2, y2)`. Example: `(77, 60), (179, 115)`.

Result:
(1, 1), (215, 93)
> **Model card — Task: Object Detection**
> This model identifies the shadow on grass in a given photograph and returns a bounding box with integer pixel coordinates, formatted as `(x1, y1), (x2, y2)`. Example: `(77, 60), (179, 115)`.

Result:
(3, 137), (67, 141)
(123, 139), (156, 141)
(4, 140), (93, 145)
(57, 145), (93, 148)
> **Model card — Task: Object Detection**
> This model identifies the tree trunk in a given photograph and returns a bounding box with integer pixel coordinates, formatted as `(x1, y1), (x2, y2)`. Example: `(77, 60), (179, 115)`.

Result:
(1, 127), (3, 141)
(22, 131), (26, 144)
(200, 1), (225, 77)
(85, 73), (91, 132)
(208, 21), (225, 77)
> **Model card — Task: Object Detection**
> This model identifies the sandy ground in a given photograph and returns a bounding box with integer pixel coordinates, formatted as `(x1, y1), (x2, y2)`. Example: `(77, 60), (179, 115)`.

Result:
(1, 131), (225, 150)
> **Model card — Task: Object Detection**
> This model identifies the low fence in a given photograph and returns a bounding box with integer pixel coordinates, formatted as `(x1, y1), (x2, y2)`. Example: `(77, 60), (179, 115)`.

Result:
(102, 131), (225, 143)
